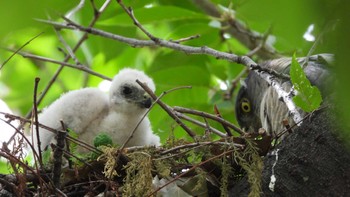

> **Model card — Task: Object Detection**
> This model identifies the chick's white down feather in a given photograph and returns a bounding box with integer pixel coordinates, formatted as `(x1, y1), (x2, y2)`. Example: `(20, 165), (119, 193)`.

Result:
(33, 68), (160, 153)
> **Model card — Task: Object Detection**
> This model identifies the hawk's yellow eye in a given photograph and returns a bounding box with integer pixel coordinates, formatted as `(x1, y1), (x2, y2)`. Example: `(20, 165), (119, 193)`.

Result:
(241, 98), (251, 113)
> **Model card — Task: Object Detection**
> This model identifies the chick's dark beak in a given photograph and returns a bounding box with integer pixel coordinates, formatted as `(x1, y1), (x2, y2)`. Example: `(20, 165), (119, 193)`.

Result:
(140, 95), (152, 108)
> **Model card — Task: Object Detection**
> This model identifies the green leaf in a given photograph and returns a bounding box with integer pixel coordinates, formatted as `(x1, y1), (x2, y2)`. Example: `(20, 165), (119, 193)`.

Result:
(290, 54), (322, 112)
(98, 6), (207, 27)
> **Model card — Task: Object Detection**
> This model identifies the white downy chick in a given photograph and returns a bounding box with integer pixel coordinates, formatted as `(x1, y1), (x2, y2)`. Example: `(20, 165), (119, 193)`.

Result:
(33, 68), (160, 153)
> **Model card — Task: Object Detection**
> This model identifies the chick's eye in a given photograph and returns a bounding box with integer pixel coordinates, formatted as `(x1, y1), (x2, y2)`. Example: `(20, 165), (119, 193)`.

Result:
(241, 98), (251, 113)
(122, 86), (132, 95)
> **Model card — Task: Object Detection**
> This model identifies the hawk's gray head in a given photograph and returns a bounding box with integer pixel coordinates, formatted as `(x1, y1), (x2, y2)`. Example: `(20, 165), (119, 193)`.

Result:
(109, 68), (155, 113)
(235, 54), (332, 138)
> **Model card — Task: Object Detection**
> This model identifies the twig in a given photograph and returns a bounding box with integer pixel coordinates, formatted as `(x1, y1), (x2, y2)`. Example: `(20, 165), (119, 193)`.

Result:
(37, 1), (304, 133)
(0, 117), (47, 191)
(191, 0), (280, 59)
(17, 52), (112, 81)
(61, 147), (95, 169)
(120, 84), (193, 149)
(0, 177), (19, 196)
(54, 188), (68, 197)
(282, 119), (292, 134)
(214, 105), (232, 136)
(136, 80), (197, 140)
(203, 117), (211, 137)
(224, 67), (248, 100)
(36, 20), (299, 124)
(33, 77), (43, 167)
(1, 112), (102, 155)
(276, 105), (328, 139)
(148, 149), (235, 197)
(117, 2), (302, 124)
(0, 32), (44, 70)
(117, 0), (158, 41)
(245, 25), (273, 57)
(64, 129), (73, 169)
(170, 34), (201, 44)
(0, 118), (38, 159)
(174, 112), (226, 137)
(159, 141), (244, 155)
(173, 106), (245, 135)
(67, 135), (102, 154)
(37, 18), (250, 64)
(250, 64), (290, 80)
(54, 26), (81, 65)
(90, 0), (99, 16)
(0, 150), (49, 188)
(65, 0), (86, 18)
(119, 93), (157, 149)
(7, 0), (113, 146)
(31, 0), (110, 107)
(51, 125), (66, 188)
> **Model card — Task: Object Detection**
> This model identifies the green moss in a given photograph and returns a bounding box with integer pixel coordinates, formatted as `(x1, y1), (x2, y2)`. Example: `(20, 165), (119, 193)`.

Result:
(93, 133), (113, 148)
(123, 152), (154, 196)
(235, 139), (263, 197)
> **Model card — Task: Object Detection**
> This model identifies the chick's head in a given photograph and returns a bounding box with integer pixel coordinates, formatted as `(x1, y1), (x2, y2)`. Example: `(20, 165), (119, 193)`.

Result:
(109, 68), (155, 113)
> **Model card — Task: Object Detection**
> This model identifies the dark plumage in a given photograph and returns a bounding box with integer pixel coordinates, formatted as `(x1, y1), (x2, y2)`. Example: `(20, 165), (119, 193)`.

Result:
(235, 54), (333, 138)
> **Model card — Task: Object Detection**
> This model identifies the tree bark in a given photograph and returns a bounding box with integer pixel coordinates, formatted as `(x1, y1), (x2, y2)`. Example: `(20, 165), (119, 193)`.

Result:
(229, 106), (350, 196)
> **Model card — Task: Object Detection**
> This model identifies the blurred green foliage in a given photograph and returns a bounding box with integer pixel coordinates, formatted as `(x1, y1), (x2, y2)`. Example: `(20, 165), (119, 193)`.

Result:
(0, 0), (348, 144)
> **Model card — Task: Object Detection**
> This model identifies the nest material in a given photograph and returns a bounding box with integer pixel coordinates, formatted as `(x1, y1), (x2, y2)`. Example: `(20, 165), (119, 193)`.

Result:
(0, 132), (268, 197)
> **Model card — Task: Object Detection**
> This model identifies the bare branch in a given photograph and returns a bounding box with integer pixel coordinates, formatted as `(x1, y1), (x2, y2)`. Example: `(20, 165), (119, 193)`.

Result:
(173, 106), (245, 135)
(38, 19), (248, 64)
(36, 0), (304, 138)
(250, 64), (290, 80)
(121, 84), (193, 149)
(174, 112), (226, 137)
(136, 80), (197, 140)
(1, 112), (102, 154)
(52, 124), (66, 188)
(214, 105), (233, 136)
(148, 149), (235, 197)
(8, 0), (113, 146)
(159, 141), (244, 155)
(65, 0), (86, 18)
(33, 77), (43, 167)
(170, 34), (201, 44)
(0, 150), (49, 188)
(191, 0), (281, 59)
(0, 32), (43, 70)
(224, 67), (248, 100)
(17, 52), (112, 81)
(54, 27), (81, 66)
(117, 0), (158, 41)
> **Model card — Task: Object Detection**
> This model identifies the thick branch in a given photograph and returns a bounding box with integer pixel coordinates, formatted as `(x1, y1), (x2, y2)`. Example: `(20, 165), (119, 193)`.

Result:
(39, 19), (262, 66)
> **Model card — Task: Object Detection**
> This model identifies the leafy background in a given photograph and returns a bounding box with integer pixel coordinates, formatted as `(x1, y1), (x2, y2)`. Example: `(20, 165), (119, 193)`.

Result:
(0, 0), (349, 144)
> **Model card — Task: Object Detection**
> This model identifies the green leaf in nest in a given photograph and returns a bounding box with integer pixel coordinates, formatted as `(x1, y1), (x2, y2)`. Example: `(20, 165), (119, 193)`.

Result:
(290, 54), (322, 112)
